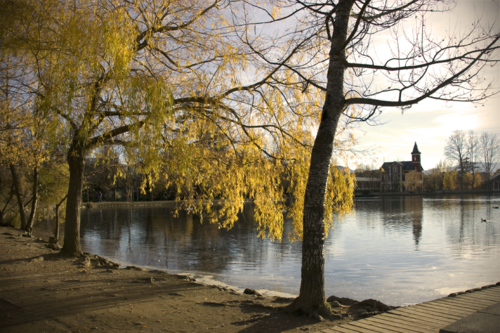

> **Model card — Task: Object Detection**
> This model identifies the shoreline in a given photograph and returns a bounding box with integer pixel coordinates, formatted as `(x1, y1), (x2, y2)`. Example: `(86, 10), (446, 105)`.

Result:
(1, 225), (357, 332)
(81, 191), (500, 209)
(2, 225), (498, 332)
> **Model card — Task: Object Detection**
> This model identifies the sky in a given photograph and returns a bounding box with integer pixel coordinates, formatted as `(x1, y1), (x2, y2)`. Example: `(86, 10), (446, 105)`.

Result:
(350, 0), (500, 171)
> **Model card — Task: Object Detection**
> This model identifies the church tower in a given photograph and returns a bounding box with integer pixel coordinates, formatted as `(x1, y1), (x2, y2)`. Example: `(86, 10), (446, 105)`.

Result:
(411, 142), (422, 172)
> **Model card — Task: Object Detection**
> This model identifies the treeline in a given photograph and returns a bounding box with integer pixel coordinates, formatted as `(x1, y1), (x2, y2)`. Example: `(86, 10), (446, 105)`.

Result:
(424, 161), (485, 192)
(438, 130), (500, 191)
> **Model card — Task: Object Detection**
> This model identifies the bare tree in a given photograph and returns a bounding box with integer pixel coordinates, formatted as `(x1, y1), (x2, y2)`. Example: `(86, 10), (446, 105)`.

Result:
(241, 0), (499, 313)
(467, 130), (479, 189)
(445, 130), (469, 190)
(479, 132), (500, 188)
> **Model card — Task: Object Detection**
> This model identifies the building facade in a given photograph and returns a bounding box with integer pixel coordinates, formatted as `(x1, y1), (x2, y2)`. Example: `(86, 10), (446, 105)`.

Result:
(380, 142), (424, 192)
(492, 173), (500, 191)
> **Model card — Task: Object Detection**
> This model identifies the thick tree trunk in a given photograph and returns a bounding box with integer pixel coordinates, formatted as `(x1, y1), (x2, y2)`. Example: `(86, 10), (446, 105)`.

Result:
(291, 0), (353, 313)
(61, 147), (86, 256)
(26, 166), (39, 234)
(10, 163), (27, 230)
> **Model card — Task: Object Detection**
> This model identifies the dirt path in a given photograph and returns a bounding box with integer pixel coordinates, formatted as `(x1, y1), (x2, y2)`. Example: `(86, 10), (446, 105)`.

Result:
(0, 226), (353, 333)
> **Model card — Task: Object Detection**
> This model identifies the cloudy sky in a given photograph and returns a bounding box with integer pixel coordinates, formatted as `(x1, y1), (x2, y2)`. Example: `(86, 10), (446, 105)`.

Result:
(351, 0), (500, 171)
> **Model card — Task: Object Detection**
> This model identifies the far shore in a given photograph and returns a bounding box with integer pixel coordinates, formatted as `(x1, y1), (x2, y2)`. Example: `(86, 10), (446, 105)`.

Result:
(81, 190), (500, 209)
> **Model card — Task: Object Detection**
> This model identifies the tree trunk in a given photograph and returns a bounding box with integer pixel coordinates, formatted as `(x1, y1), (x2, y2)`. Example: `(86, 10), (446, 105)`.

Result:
(61, 147), (86, 256)
(54, 195), (67, 241)
(26, 166), (39, 234)
(10, 163), (27, 230)
(1, 185), (15, 226)
(291, 0), (353, 313)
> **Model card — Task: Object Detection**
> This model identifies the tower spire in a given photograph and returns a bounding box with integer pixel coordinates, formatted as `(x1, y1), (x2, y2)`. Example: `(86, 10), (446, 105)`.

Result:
(412, 142), (421, 155)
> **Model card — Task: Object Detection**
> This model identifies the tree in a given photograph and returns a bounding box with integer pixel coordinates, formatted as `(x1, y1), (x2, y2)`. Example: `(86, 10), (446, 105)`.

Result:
(242, 0), (499, 313)
(424, 160), (449, 191)
(478, 132), (500, 188)
(405, 170), (422, 192)
(1, 1), (63, 234)
(445, 130), (468, 190)
(1, 0), (247, 255)
(466, 130), (479, 189)
(443, 170), (457, 190)
(3, 0), (352, 258)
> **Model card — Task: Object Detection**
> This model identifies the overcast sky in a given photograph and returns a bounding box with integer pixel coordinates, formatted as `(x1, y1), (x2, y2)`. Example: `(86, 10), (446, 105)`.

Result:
(351, 0), (500, 171)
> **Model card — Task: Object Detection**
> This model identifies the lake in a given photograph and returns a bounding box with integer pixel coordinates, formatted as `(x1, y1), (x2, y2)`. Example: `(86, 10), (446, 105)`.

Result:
(40, 194), (500, 306)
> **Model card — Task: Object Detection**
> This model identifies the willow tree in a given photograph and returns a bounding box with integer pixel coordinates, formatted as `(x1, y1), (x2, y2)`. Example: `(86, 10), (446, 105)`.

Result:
(2, 0), (355, 256)
(240, 0), (500, 313)
(0, 33), (44, 232)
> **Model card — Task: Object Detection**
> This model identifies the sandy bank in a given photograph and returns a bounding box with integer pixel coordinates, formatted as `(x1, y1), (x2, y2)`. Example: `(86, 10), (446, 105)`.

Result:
(0, 226), (356, 333)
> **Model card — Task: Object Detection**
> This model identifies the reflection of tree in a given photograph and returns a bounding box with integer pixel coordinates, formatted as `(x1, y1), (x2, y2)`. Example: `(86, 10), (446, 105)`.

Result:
(82, 203), (302, 275)
(379, 196), (423, 248)
(438, 194), (499, 257)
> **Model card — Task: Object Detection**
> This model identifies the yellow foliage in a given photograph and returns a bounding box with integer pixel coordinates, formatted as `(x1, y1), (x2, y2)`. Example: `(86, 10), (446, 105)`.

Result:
(443, 171), (457, 190)
(2, 0), (357, 243)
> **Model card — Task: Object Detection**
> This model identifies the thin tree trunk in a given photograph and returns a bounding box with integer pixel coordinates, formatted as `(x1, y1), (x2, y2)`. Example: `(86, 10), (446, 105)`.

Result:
(291, 0), (353, 313)
(1, 185), (15, 225)
(26, 166), (39, 234)
(54, 195), (68, 241)
(61, 147), (86, 256)
(10, 163), (27, 230)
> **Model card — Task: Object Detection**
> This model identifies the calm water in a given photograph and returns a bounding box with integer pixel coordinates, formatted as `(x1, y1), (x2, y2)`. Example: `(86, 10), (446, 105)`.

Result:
(42, 195), (500, 306)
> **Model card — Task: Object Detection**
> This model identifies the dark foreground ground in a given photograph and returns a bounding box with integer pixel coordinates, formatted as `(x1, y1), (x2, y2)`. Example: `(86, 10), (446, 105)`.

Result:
(0, 226), (362, 333)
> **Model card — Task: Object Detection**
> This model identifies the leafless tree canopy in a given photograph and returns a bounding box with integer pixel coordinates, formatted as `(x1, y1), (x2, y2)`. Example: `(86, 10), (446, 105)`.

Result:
(238, 0), (499, 123)
(479, 132), (500, 179)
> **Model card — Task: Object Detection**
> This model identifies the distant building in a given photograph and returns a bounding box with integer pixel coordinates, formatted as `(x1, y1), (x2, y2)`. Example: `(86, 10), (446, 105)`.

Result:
(355, 177), (379, 191)
(492, 173), (500, 191)
(380, 142), (424, 192)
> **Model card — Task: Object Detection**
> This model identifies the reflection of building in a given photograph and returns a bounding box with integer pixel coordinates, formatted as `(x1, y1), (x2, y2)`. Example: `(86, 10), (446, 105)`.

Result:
(380, 142), (424, 192)
(380, 196), (423, 247)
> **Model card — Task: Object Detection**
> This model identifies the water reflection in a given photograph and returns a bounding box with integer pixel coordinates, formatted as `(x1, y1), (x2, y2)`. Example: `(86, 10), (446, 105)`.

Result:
(378, 197), (423, 248)
(34, 195), (500, 306)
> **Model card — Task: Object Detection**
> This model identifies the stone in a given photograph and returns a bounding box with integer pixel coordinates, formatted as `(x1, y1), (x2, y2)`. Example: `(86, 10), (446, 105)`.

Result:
(243, 288), (262, 296)
(327, 295), (359, 306)
(30, 256), (44, 263)
(125, 266), (147, 271)
(348, 299), (392, 314)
